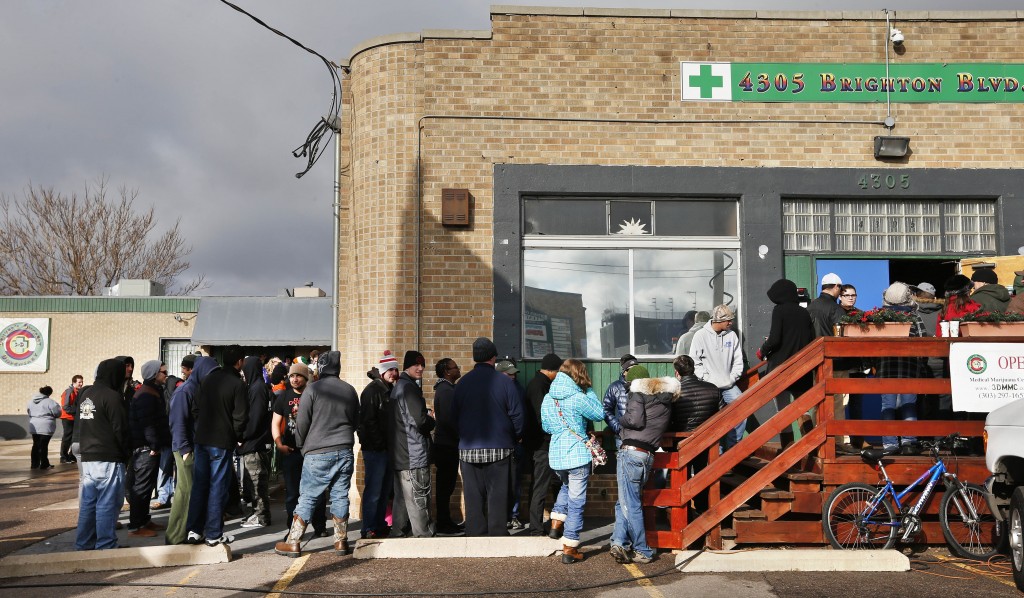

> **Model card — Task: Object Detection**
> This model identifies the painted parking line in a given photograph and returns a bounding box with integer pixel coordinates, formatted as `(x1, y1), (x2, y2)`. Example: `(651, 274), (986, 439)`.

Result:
(164, 567), (201, 596)
(266, 554), (309, 598)
(623, 563), (666, 598)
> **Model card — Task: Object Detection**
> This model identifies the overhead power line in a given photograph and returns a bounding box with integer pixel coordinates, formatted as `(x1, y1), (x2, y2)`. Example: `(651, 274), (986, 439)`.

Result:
(217, 0), (342, 178)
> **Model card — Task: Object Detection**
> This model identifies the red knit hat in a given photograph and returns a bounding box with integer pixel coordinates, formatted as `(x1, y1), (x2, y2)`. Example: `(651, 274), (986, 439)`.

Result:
(379, 350), (399, 372)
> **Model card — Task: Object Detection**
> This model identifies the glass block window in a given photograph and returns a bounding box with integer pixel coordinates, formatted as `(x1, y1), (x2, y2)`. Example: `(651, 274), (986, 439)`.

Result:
(784, 199), (995, 254)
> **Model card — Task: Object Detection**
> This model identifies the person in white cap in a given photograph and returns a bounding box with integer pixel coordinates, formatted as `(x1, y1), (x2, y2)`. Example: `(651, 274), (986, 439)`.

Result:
(807, 272), (846, 337)
(689, 304), (745, 449)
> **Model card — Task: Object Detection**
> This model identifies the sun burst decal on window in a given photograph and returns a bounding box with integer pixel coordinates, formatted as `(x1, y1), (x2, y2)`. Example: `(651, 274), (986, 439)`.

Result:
(616, 218), (649, 235)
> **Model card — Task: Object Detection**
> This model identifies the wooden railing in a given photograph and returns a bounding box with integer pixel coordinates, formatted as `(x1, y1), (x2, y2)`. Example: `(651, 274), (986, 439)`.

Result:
(645, 336), (1010, 550)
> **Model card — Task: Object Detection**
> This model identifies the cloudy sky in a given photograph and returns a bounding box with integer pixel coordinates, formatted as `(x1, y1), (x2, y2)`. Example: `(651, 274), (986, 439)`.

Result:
(2, 0), (1018, 296)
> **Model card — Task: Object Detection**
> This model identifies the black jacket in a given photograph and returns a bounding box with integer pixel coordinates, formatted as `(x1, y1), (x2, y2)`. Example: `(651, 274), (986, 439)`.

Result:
(358, 368), (392, 452)
(671, 375), (722, 433)
(387, 372), (434, 470)
(128, 381), (171, 450)
(78, 358), (130, 463)
(193, 362), (249, 450)
(620, 376), (678, 453)
(523, 371), (553, 451)
(239, 356), (273, 455)
(807, 292), (845, 338)
(432, 378), (458, 448)
(759, 279), (815, 395)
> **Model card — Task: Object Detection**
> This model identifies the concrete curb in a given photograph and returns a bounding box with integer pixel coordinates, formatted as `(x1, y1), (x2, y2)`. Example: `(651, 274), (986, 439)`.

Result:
(674, 549), (910, 572)
(353, 536), (563, 559)
(0, 544), (232, 578)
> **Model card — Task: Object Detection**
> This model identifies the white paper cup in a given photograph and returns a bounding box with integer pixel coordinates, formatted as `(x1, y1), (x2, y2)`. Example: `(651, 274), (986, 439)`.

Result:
(949, 320), (960, 337)
(940, 321), (950, 337)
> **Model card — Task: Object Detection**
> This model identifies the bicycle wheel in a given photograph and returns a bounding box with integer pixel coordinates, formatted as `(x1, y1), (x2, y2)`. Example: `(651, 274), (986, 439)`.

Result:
(939, 482), (1003, 560)
(823, 482), (898, 550)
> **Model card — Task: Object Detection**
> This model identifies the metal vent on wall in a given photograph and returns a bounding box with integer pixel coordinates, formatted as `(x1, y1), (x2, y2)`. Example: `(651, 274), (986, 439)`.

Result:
(442, 188), (471, 227)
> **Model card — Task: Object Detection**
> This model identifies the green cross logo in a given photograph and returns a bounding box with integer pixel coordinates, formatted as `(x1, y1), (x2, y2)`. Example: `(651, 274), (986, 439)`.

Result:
(689, 64), (724, 99)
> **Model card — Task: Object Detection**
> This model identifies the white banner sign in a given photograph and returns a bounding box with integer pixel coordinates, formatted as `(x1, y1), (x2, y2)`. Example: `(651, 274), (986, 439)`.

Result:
(0, 318), (50, 372)
(950, 342), (1024, 412)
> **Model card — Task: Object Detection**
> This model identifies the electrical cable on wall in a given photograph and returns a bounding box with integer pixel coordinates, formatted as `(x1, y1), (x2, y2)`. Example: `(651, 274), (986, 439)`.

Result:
(217, 0), (342, 178)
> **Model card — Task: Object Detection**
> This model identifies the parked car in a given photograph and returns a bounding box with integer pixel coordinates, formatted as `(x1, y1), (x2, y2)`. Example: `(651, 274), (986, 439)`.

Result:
(985, 398), (1024, 591)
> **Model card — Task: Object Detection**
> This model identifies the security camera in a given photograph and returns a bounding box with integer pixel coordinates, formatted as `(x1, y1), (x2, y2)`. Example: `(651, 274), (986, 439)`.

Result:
(890, 28), (904, 45)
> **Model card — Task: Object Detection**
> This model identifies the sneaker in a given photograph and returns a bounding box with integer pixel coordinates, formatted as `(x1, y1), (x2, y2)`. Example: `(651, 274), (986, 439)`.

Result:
(631, 552), (655, 565)
(507, 517), (524, 530)
(205, 534), (234, 546)
(185, 531), (204, 544)
(240, 515), (264, 529)
(900, 442), (922, 456)
(610, 544), (632, 564)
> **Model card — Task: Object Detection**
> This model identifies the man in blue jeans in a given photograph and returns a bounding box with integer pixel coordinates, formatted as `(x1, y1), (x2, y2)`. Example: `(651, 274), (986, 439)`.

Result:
(186, 345), (248, 546)
(610, 365), (676, 565)
(276, 351), (360, 557)
(76, 358), (130, 550)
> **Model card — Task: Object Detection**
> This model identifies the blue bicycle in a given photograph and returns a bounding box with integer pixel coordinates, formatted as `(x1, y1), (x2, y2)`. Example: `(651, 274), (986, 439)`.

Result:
(823, 434), (1002, 560)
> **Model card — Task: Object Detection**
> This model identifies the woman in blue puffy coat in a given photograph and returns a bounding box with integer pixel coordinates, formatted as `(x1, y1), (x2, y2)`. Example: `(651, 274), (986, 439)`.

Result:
(541, 359), (604, 563)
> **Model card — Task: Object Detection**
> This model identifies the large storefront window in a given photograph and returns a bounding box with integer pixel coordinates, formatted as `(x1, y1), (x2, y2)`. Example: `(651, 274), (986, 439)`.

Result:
(522, 197), (740, 360)
(783, 199), (996, 253)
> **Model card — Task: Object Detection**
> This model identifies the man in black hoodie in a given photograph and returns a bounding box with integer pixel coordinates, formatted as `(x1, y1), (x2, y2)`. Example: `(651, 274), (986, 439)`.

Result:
(186, 345), (248, 546)
(126, 360), (171, 538)
(275, 351), (360, 557)
(757, 279), (814, 447)
(238, 355), (274, 528)
(75, 358), (129, 551)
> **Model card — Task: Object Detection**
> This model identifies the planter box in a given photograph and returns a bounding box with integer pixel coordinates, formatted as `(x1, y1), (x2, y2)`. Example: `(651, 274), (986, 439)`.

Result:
(958, 322), (1024, 337)
(840, 322), (912, 337)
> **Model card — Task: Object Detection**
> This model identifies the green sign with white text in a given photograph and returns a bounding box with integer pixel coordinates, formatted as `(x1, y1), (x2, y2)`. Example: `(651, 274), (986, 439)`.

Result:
(680, 62), (1024, 102)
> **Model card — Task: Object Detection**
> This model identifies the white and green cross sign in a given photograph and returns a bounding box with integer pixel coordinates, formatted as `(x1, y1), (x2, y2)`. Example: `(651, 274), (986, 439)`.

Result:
(681, 62), (732, 101)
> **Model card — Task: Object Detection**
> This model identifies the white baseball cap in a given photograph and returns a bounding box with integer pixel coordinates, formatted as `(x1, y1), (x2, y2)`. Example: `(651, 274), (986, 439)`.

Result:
(821, 273), (842, 286)
(911, 282), (937, 297)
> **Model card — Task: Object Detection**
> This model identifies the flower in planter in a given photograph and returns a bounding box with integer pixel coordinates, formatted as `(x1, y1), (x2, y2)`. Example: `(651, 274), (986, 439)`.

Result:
(959, 310), (1024, 323)
(838, 307), (916, 325)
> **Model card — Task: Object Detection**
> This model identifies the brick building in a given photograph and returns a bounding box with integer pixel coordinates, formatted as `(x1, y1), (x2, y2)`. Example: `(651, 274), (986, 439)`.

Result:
(338, 7), (1024, 515)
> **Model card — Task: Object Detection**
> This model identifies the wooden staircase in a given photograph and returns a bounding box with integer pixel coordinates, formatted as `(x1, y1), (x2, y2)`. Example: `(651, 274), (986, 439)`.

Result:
(645, 336), (999, 550)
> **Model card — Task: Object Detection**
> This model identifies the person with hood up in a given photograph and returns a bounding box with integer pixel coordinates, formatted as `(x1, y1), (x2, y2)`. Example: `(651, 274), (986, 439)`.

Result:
(186, 345), (248, 547)
(386, 350), (436, 538)
(541, 359), (605, 564)
(165, 356), (219, 545)
(1008, 271), (1024, 315)
(75, 358), (130, 551)
(602, 354), (640, 450)
(970, 267), (1011, 313)
(125, 360), (171, 538)
(689, 304), (745, 449)
(27, 385), (61, 469)
(238, 355), (274, 529)
(357, 351), (400, 539)
(878, 282), (927, 455)
(609, 365), (677, 565)
(275, 351), (360, 557)
(757, 279), (814, 447)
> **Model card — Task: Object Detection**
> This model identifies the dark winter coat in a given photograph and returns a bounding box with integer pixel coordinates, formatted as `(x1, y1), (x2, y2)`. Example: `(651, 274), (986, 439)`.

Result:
(601, 374), (629, 435)
(78, 358), (130, 464)
(759, 279), (815, 395)
(239, 356), (273, 455)
(388, 372), (435, 470)
(972, 283), (1011, 313)
(295, 351), (359, 456)
(128, 381), (171, 450)
(671, 375), (722, 433)
(807, 292), (845, 338)
(432, 377), (458, 448)
(169, 356), (218, 455)
(192, 360), (248, 450)
(453, 362), (524, 452)
(620, 376), (678, 453)
(523, 371), (553, 451)
(357, 368), (392, 452)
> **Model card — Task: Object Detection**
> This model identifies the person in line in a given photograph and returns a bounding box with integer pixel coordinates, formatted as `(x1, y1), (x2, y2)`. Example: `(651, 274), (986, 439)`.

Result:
(75, 358), (130, 551)
(878, 282), (927, 455)
(454, 339), (524, 537)
(271, 362), (328, 538)
(432, 356), (463, 535)
(28, 385), (61, 470)
(838, 284), (858, 314)
(275, 351), (360, 557)
(495, 356), (527, 530)
(125, 360), (170, 538)
(238, 356), (274, 529)
(807, 272), (846, 337)
(152, 355), (192, 511)
(165, 356), (218, 545)
(542, 359), (604, 564)
(59, 375), (84, 464)
(937, 274), (981, 337)
(669, 355), (721, 516)
(186, 345), (248, 547)
(602, 354), (640, 450)
(387, 350), (435, 538)
(674, 311), (710, 357)
(358, 351), (400, 539)
(609, 364), (676, 565)
(1008, 270), (1024, 315)
(970, 267), (1010, 313)
(689, 304), (744, 449)
(523, 353), (562, 536)
(757, 279), (815, 447)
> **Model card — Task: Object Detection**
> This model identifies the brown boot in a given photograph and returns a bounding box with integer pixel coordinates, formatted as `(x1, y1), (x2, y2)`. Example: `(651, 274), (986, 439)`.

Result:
(548, 519), (564, 540)
(332, 516), (350, 555)
(561, 544), (584, 564)
(274, 515), (308, 557)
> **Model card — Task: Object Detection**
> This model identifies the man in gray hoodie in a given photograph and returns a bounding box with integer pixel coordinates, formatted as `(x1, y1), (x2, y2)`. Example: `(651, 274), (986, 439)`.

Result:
(689, 304), (745, 449)
(275, 351), (359, 557)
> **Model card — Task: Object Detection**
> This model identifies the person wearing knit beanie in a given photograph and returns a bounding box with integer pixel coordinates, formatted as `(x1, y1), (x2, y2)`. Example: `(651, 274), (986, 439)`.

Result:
(140, 359), (163, 383)
(403, 350), (425, 371)
(625, 365), (650, 384)
(378, 350), (399, 372)
(970, 266), (1011, 313)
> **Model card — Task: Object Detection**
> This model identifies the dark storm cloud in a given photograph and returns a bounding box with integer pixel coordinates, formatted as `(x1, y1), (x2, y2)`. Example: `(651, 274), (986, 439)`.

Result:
(1, 0), (1018, 295)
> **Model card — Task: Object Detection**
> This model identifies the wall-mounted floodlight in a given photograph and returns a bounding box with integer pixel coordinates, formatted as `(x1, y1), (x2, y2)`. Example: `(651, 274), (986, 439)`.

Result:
(874, 136), (910, 159)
